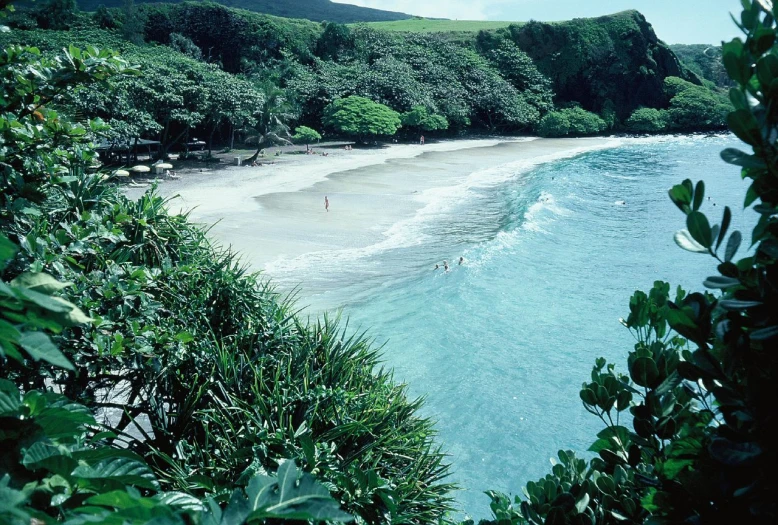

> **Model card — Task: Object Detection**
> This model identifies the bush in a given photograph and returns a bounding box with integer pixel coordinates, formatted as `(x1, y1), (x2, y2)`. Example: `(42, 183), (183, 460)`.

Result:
(323, 95), (402, 141)
(625, 107), (668, 133)
(663, 76), (729, 130)
(536, 107), (606, 137)
(292, 125), (322, 146)
(401, 105), (449, 132)
(536, 111), (570, 137)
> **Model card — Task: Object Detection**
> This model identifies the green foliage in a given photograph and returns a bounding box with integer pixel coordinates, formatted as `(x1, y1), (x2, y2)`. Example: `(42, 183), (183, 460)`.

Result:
(77, 0), (413, 24)
(0, 40), (454, 525)
(292, 125), (322, 145)
(507, 11), (699, 120)
(401, 105), (449, 132)
(0, 43), (134, 228)
(671, 44), (733, 89)
(625, 107), (668, 133)
(476, 2), (778, 524)
(663, 76), (729, 130)
(536, 107), (606, 137)
(323, 96), (401, 139)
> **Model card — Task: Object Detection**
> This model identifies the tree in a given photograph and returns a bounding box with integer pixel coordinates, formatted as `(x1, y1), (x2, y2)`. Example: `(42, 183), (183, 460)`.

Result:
(663, 76), (729, 130)
(536, 108), (605, 137)
(625, 107), (668, 133)
(244, 83), (295, 163)
(292, 125), (322, 149)
(0, 44), (133, 227)
(323, 96), (401, 142)
(401, 106), (449, 132)
(40, 0), (78, 30)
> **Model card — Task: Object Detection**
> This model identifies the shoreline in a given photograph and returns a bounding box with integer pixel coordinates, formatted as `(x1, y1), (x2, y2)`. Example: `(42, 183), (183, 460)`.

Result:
(124, 136), (622, 285)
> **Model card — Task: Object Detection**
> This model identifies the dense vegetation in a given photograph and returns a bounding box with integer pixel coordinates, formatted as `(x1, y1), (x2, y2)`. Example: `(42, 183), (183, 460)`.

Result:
(4, 0), (776, 524)
(28, 0), (414, 23)
(0, 37), (452, 524)
(3, 1), (730, 149)
(671, 44), (733, 89)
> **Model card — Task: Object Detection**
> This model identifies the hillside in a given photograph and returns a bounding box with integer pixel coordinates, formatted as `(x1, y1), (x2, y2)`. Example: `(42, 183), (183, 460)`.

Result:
(505, 10), (698, 118)
(362, 19), (517, 33)
(671, 43), (732, 89)
(75, 0), (413, 23)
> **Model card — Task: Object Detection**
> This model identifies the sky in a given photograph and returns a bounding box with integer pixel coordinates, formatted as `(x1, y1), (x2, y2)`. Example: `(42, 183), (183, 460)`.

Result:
(333, 0), (742, 45)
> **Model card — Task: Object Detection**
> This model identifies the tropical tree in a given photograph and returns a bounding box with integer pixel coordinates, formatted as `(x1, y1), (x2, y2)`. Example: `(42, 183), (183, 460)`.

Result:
(401, 106), (449, 132)
(244, 83), (295, 163)
(292, 125), (322, 150)
(323, 96), (401, 143)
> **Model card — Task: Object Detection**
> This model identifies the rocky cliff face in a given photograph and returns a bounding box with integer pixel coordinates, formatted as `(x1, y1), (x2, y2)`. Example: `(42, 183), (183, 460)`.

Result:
(509, 10), (698, 118)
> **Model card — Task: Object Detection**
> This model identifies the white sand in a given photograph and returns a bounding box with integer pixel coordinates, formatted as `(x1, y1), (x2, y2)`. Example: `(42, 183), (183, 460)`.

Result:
(125, 137), (621, 283)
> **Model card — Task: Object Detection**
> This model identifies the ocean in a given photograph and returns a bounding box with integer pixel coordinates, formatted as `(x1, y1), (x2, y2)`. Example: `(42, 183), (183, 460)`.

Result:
(261, 134), (750, 517)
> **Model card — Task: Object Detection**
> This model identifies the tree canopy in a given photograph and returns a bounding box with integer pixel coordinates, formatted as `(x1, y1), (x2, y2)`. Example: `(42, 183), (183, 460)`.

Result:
(323, 96), (401, 140)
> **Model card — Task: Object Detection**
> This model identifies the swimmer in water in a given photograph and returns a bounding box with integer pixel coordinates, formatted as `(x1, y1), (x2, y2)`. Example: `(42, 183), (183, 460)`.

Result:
(458, 256), (465, 265)
(434, 263), (440, 270)
(443, 260), (449, 272)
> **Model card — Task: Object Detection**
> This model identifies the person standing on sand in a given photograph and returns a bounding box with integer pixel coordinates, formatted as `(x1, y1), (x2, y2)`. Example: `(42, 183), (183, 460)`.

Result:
(325, 196), (329, 212)
(420, 135), (425, 146)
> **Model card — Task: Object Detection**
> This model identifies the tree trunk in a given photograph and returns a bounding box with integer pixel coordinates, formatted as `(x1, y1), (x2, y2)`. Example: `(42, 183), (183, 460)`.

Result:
(245, 136), (265, 164)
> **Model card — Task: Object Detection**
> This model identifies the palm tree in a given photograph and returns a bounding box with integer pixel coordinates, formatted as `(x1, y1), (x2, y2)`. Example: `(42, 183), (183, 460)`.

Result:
(244, 84), (294, 164)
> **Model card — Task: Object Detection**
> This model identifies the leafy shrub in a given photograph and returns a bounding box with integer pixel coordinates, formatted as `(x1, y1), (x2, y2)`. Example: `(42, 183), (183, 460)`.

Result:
(1, 43), (454, 525)
(292, 125), (322, 146)
(323, 96), (402, 140)
(625, 107), (668, 133)
(663, 76), (729, 130)
(536, 111), (570, 137)
(536, 107), (606, 137)
(401, 105), (449, 132)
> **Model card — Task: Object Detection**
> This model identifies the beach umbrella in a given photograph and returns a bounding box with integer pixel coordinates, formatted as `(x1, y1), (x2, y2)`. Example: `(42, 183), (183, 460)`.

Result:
(114, 169), (130, 177)
(156, 163), (174, 169)
(130, 165), (150, 173)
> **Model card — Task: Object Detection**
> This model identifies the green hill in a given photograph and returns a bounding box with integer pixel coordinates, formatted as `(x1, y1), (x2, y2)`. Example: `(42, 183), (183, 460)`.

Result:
(362, 19), (517, 33)
(75, 0), (413, 23)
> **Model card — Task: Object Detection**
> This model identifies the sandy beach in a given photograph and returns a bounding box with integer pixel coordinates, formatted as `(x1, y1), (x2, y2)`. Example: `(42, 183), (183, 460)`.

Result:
(124, 137), (619, 295)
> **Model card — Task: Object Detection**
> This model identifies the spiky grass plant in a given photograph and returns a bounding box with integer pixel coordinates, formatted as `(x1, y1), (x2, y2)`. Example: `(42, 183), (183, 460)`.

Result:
(3, 173), (456, 524)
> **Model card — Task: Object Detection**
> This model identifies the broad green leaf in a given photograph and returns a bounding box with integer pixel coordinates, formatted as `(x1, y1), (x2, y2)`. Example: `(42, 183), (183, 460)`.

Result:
(630, 356), (660, 387)
(668, 183), (692, 212)
(18, 332), (74, 370)
(72, 457), (160, 491)
(0, 379), (21, 416)
(703, 276), (740, 289)
(725, 231), (742, 261)
(246, 461), (351, 522)
(692, 180), (705, 211)
(720, 148), (766, 168)
(727, 109), (762, 146)
(22, 442), (77, 475)
(717, 206), (732, 250)
(0, 234), (17, 267)
(11, 272), (72, 294)
(687, 211), (712, 248)
(751, 325), (778, 340)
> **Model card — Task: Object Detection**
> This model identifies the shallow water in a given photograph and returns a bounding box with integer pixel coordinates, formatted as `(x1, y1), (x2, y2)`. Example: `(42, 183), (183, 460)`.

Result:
(264, 134), (750, 517)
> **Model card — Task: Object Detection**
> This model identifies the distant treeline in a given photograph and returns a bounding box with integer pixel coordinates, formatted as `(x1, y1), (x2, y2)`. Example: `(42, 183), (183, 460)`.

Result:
(2, 1), (732, 156)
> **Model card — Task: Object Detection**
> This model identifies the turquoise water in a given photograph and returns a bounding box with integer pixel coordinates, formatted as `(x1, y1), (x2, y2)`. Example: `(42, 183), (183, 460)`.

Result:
(278, 135), (751, 517)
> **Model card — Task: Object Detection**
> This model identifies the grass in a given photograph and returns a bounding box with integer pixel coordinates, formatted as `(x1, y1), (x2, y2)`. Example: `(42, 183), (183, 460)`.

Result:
(358, 18), (523, 33)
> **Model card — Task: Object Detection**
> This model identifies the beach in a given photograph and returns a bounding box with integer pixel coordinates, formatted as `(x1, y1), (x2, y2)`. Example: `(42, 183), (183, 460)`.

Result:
(125, 137), (617, 299)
